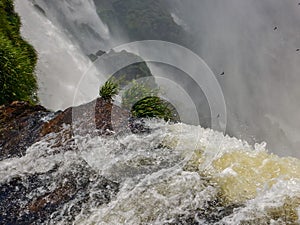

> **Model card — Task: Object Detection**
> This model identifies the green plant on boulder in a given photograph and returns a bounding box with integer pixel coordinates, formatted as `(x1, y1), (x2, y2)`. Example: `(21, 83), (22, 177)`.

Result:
(131, 96), (173, 121)
(99, 79), (119, 101)
(100, 78), (178, 121)
(121, 80), (159, 110)
(122, 79), (177, 121)
(0, 0), (38, 105)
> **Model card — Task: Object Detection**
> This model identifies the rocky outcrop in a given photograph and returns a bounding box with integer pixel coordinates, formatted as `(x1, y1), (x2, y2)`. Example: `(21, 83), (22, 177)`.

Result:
(0, 101), (50, 160)
(0, 98), (130, 159)
(40, 97), (130, 137)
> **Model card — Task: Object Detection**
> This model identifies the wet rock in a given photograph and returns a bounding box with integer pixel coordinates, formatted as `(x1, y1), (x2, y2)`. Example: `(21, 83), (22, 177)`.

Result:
(0, 98), (162, 162)
(0, 101), (50, 160)
(87, 53), (98, 62)
(95, 98), (130, 134)
(40, 107), (72, 137)
(41, 98), (130, 138)
(128, 117), (151, 134)
(0, 160), (119, 224)
(0, 98), (136, 160)
(96, 49), (105, 56)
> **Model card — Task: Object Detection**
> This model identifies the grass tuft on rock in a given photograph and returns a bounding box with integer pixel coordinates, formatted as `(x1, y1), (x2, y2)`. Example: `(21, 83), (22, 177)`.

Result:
(99, 79), (119, 101)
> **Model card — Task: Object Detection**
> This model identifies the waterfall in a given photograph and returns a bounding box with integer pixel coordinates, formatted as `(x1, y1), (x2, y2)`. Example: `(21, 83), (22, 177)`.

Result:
(33, 0), (112, 53)
(167, 0), (300, 158)
(14, 0), (92, 110)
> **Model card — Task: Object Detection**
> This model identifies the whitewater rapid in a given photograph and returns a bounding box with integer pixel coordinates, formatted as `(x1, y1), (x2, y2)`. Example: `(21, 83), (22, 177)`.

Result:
(1, 120), (299, 224)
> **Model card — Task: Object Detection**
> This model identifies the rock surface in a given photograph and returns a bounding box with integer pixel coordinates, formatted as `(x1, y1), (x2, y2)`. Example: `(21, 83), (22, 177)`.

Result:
(40, 97), (130, 137)
(0, 98), (130, 159)
(0, 101), (50, 160)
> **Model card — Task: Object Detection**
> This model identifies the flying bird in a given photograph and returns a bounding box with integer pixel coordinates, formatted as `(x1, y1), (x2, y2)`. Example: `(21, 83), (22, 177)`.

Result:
(273, 26), (278, 31)
(220, 72), (225, 76)
(296, 49), (300, 52)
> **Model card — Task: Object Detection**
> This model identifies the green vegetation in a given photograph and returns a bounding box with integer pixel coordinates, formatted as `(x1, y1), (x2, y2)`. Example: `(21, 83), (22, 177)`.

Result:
(125, 81), (179, 121)
(122, 80), (159, 109)
(113, 62), (153, 87)
(99, 78), (176, 121)
(131, 96), (174, 121)
(99, 79), (119, 101)
(0, 0), (38, 105)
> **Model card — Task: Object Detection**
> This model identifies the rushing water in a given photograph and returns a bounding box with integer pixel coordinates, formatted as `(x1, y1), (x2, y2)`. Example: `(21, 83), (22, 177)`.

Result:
(32, 0), (112, 54)
(1, 120), (300, 224)
(14, 0), (94, 111)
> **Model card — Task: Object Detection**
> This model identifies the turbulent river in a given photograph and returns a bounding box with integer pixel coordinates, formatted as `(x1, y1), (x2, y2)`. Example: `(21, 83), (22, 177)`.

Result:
(1, 119), (300, 224)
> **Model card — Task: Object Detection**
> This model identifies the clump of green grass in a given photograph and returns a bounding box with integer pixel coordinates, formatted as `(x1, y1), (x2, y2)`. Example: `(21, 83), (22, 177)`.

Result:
(131, 96), (174, 121)
(99, 79), (119, 101)
(99, 78), (178, 121)
(121, 79), (177, 121)
(121, 80), (159, 110)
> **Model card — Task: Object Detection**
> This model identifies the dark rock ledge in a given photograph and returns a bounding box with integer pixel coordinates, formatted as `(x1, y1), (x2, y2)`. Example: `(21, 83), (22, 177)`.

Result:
(0, 98), (130, 160)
